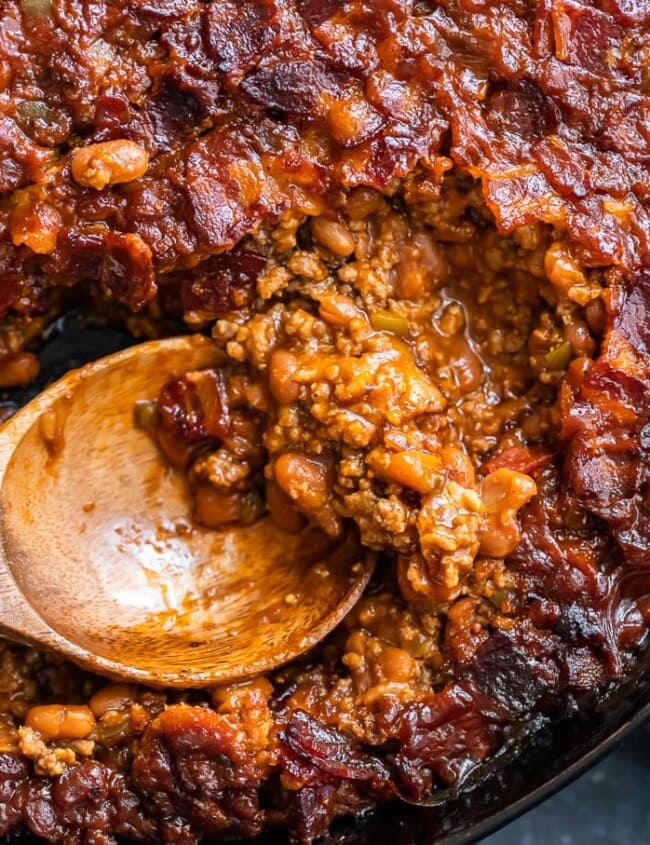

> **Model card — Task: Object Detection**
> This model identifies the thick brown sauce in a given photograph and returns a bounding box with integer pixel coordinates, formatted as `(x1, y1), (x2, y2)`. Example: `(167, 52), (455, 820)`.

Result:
(0, 1), (649, 844)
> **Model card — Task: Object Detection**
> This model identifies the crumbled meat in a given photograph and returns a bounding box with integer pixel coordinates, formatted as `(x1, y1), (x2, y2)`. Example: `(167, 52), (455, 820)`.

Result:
(0, 1), (649, 844)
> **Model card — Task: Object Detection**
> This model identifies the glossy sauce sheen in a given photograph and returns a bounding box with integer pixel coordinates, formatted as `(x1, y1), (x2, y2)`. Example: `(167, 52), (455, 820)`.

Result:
(0, 2), (649, 845)
(0, 0), (648, 315)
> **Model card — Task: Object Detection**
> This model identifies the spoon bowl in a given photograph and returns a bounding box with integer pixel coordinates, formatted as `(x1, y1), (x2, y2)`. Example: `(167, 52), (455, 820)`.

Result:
(0, 335), (374, 686)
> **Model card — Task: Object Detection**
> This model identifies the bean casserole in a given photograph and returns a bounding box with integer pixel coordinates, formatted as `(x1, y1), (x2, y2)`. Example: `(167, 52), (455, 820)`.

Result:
(0, 0), (649, 842)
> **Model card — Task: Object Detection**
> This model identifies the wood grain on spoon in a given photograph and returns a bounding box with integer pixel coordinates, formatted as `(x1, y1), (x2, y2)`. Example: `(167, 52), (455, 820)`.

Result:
(0, 335), (375, 687)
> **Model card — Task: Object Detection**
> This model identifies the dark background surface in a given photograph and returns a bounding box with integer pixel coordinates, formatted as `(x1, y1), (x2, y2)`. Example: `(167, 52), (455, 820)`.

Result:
(483, 722), (650, 845)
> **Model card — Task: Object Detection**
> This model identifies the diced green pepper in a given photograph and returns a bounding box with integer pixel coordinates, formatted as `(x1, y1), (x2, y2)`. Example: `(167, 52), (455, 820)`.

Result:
(15, 101), (49, 122)
(545, 341), (571, 370)
(490, 589), (510, 611)
(240, 490), (265, 525)
(370, 310), (410, 336)
(134, 399), (158, 430)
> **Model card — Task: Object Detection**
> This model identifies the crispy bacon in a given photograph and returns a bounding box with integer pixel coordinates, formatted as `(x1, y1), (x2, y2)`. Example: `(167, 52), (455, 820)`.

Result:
(0, 0), (648, 315)
(562, 270), (650, 566)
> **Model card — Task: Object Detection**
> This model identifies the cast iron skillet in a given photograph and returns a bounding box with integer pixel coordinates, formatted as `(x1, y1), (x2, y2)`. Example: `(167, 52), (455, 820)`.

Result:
(3, 312), (649, 845)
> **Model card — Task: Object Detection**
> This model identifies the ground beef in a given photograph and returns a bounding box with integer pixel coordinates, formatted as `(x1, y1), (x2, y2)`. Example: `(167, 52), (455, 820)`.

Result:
(0, 2), (649, 844)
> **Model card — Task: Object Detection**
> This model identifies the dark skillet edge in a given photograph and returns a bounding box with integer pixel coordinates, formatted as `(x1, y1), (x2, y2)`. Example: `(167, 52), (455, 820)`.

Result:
(460, 702), (650, 844)
(2, 313), (649, 845)
(4, 660), (648, 845)
(312, 641), (650, 845)
(440, 683), (650, 845)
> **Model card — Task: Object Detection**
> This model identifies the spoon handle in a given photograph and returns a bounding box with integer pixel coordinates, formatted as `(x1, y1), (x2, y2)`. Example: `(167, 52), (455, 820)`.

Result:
(0, 382), (87, 654)
(0, 561), (53, 647)
(0, 561), (119, 676)
(0, 335), (226, 683)
(0, 408), (46, 646)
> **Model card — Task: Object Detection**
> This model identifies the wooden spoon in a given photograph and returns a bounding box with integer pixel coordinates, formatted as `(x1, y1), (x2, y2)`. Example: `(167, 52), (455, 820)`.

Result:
(0, 335), (374, 687)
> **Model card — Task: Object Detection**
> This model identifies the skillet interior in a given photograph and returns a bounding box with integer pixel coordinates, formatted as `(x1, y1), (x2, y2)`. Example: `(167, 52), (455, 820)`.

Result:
(2, 311), (648, 845)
